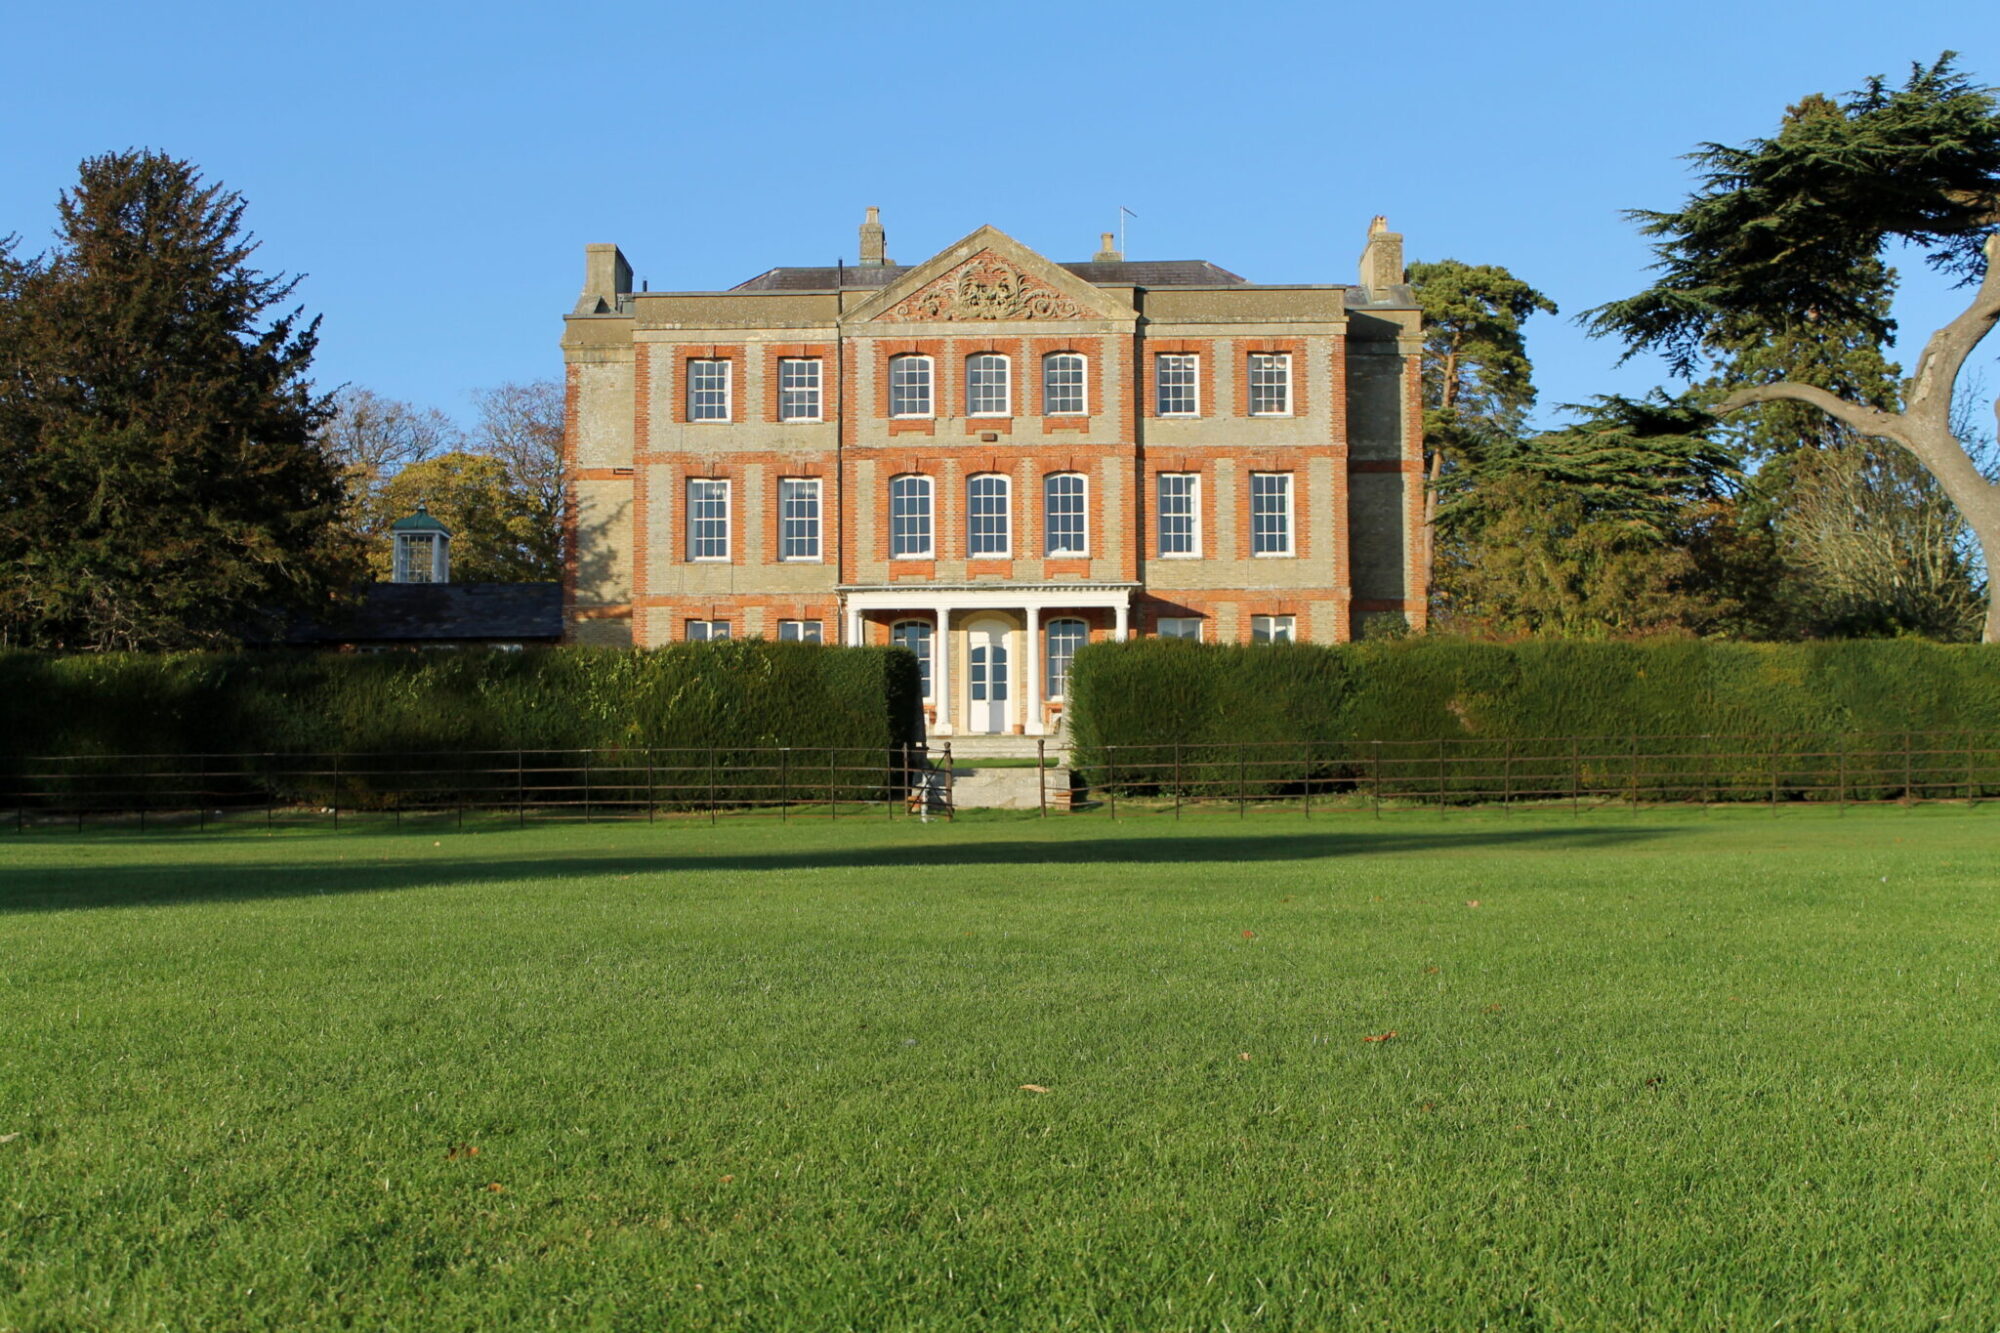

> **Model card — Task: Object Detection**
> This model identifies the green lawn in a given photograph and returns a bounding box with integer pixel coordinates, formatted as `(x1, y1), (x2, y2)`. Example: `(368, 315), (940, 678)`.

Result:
(4, 807), (1998, 1330)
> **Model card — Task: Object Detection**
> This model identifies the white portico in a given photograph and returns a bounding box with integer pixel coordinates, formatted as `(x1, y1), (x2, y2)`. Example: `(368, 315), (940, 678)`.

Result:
(841, 583), (1136, 736)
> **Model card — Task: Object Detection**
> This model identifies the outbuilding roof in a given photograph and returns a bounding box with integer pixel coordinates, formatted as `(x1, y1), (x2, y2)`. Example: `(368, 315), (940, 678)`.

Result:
(287, 582), (563, 645)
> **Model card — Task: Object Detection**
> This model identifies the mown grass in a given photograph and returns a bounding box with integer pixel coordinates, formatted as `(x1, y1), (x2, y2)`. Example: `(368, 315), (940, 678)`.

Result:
(3, 807), (1998, 1330)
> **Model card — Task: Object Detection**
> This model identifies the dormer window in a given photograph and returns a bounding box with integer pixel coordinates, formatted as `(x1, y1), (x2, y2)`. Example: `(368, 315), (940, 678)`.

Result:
(391, 504), (451, 583)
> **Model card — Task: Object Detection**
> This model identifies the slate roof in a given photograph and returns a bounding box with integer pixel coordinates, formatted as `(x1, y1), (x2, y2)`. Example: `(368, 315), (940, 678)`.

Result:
(287, 582), (564, 645)
(730, 259), (1250, 292)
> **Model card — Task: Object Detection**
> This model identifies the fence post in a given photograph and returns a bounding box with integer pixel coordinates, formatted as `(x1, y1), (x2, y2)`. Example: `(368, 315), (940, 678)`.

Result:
(1037, 739), (1047, 819)
(1437, 739), (1447, 813)
(828, 749), (838, 821)
(1173, 742), (1182, 821)
(1302, 742), (1312, 820)
(1904, 729), (1914, 807)
(1769, 741), (1779, 813)
(1629, 736), (1640, 812)
(332, 753), (341, 831)
(1372, 741), (1382, 819)
(1238, 744), (1248, 819)
(708, 746), (717, 825)
(647, 751), (657, 824)
(584, 751), (593, 824)
(1502, 739), (1513, 814)
(1108, 746), (1117, 821)
(1569, 739), (1580, 817)
(781, 747), (790, 821)
(1837, 735), (1847, 815)
(944, 744), (955, 822)
(517, 748), (526, 826)
(1966, 729), (1976, 809)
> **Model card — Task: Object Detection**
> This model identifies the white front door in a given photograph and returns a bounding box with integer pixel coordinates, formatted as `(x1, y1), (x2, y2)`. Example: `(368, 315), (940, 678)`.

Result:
(966, 620), (1010, 734)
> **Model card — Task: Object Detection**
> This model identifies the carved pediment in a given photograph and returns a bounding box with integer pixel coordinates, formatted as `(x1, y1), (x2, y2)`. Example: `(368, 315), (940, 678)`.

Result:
(881, 250), (1087, 322)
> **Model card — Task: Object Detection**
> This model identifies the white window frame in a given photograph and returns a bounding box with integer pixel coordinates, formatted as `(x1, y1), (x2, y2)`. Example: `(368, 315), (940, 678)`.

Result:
(1251, 615), (1295, 644)
(966, 473), (1012, 558)
(1248, 353), (1292, 416)
(778, 477), (821, 562)
(1156, 472), (1200, 558)
(892, 619), (934, 698)
(1249, 471), (1294, 557)
(778, 357), (822, 422)
(966, 354), (1011, 417)
(687, 358), (731, 422)
(1045, 618), (1089, 700)
(890, 474), (934, 559)
(1043, 472), (1088, 557)
(889, 355), (934, 418)
(777, 619), (822, 643)
(1157, 617), (1203, 641)
(686, 477), (731, 562)
(1155, 354), (1200, 416)
(1042, 352), (1087, 416)
(686, 619), (731, 642)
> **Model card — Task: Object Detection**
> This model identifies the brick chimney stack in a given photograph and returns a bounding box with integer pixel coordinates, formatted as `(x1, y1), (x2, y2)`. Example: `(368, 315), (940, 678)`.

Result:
(1094, 231), (1122, 262)
(859, 206), (889, 267)
(1357, 216), (1404, 298)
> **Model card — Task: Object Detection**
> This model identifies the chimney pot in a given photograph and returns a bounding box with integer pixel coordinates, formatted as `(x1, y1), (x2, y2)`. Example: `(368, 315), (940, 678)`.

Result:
(1093, 231), (1122, 263)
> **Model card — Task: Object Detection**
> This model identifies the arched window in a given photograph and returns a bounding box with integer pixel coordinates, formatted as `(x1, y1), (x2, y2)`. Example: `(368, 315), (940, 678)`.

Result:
(1046, 618), (1088, 699)
(1044, 473), (1088, 556)
(1042, 352), (1086, 415)
(892, 619), (934, 698)
(966, 473), (1011, 557)
(889, 355), (933, 418)
(966, 354), (1011, 417)
(889, 474), (934, 558)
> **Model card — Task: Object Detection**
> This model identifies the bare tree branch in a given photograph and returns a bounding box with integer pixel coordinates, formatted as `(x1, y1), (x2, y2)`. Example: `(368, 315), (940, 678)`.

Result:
(1715, 382), (1912, 444)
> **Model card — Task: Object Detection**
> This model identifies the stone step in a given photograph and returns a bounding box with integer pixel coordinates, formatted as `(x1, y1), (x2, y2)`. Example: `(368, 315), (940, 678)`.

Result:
(938, 735), (1066, 761)
(947, 766), (1072, 811)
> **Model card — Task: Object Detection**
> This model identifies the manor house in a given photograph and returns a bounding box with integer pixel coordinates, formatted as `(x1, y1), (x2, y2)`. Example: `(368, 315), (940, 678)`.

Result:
(560, 212), (1425, 737)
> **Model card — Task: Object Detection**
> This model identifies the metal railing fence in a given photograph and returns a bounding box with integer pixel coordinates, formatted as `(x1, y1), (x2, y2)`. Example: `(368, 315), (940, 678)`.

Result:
(3, 744), (950, 830)
(7, 730), (1996, 830)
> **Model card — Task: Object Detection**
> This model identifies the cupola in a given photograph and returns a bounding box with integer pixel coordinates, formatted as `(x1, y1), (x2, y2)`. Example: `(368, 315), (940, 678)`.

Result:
(390, 504), (451, 583)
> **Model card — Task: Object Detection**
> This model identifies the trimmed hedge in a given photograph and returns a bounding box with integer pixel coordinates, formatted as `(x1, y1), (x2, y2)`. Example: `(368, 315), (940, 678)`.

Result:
(0, 644), (922, 809)
(1067, 638), (2000, 803)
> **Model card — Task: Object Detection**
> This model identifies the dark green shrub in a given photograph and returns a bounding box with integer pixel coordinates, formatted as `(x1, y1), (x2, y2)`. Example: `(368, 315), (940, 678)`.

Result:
(0, 644), (921, 810)
(1067, 637), (2000, 803)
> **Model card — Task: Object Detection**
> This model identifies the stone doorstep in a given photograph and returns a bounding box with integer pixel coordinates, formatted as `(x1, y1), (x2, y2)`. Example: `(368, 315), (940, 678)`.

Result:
(945, 766), (1074, 810)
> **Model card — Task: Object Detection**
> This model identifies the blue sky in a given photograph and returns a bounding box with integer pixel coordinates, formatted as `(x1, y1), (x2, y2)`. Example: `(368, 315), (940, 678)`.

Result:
(4, 0), (1995, 432)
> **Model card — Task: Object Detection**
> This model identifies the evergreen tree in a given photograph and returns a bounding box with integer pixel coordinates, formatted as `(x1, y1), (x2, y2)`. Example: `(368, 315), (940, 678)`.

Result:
(1587, 55), (2000, 638)
(0, 151), (360, 649)
(1407, 260), (1557, 564)
(1436, 393), (1743, 636)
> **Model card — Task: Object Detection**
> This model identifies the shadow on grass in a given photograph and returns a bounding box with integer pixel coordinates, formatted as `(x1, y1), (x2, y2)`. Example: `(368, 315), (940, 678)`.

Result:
(0, 822), (1680, 915)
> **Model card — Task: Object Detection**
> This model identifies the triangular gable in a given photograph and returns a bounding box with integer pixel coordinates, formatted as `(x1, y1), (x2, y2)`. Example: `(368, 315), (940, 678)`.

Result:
(844, 226), (1137, 324)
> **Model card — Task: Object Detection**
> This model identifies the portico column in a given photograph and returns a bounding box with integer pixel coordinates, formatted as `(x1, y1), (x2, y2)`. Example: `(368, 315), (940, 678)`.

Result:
(1114, 600), (1130, 641)
(846, 605), (864, 646)
(1023, 604), (1043, 735)
(933, 606), (953, 736)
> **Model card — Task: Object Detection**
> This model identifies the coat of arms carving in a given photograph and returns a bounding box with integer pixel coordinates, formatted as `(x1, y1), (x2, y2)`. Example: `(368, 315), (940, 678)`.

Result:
(883, 252), (1085, 321)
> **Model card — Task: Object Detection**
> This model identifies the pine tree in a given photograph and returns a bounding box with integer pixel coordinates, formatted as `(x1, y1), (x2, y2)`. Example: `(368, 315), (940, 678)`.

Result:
(0, 151), (361, 649)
